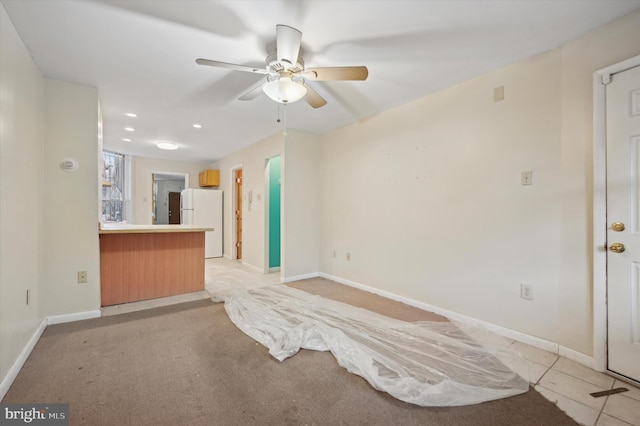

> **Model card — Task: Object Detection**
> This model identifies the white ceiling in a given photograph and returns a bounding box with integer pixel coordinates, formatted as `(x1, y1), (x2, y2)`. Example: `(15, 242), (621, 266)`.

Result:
(4, 0), (640, 162)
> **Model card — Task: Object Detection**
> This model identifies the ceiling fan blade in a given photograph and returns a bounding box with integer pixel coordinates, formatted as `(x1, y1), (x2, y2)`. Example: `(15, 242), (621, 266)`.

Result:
(276, 24), (302, 68)
(302, 83), (327, 109)
(196, 58), (268, 74)
(238, 78), (267, 101)
(303, 66), (368, 81)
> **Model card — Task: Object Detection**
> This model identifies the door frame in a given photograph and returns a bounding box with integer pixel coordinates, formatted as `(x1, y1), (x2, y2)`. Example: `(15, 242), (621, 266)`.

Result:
(593, 54), (640, 373)
(229, 164), (243, 261)
(149, 171), (189, 224)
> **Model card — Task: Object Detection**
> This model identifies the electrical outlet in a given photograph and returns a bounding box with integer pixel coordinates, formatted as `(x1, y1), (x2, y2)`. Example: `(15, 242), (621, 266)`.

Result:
(78, 270), (87, 284)
(346, 252), (351, 261)
(520, 284), (533, 301)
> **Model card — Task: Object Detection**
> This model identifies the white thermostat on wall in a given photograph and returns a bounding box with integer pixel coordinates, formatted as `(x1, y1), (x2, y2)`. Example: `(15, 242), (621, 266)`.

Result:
(59, 158), (79, 172)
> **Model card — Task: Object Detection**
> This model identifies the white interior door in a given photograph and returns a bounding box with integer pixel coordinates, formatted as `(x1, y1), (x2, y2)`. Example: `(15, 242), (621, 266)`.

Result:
(606, 64), (640, 383)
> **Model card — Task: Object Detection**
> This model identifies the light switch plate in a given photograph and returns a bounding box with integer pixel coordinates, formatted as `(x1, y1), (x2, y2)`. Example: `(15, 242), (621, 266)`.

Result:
(521, 170), (532, 185)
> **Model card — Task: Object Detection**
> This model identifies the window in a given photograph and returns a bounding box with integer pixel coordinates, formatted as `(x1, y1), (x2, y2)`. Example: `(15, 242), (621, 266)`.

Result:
(102, 150), (126, 222)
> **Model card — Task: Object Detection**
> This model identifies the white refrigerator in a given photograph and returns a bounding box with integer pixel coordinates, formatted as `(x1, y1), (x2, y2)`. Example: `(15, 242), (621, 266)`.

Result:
(180, 188), (223, 258)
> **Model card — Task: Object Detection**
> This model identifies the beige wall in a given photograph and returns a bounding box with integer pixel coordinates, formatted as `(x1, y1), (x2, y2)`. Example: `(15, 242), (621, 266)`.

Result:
(321, 50), (563, 340)
(0, 3), (45, 385)
(41, 79), (100, 317)
(556, 10), (640, 356)
(319, 10), (640, 356)
(212, 130), (321, 279)
(282, 130), (321, 280)
(131, 156), (210, 224)
(1, 3), (101, 386)
(213, 133), (283, 271)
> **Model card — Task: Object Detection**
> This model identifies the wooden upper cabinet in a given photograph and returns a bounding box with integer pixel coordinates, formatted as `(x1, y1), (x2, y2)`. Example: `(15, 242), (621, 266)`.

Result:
(199, 169), (220, 187)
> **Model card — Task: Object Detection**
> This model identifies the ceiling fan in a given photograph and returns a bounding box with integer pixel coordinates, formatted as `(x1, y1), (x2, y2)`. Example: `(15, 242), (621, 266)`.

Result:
(196, 24), (368, 108)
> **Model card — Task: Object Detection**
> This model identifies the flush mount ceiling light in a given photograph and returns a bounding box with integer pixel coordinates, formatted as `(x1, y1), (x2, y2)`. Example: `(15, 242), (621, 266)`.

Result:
(193, 123), (202, 129)
(124, 127), (135, 132)
(157, 142), (178, 150)
(121, 138), (131, 142)
(125, 112), (137, 118)
(262, 76), (307, 104)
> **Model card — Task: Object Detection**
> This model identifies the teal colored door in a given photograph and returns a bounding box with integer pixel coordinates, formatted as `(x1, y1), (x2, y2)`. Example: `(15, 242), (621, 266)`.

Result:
(268, 156), (281, 269)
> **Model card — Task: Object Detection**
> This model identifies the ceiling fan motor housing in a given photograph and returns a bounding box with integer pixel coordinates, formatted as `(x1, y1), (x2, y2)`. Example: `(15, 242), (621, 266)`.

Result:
(266, 52), (304, 74)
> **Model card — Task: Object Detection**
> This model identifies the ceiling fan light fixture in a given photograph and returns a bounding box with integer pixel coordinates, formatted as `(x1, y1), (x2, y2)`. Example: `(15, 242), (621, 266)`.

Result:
(263, 77), (307, 104)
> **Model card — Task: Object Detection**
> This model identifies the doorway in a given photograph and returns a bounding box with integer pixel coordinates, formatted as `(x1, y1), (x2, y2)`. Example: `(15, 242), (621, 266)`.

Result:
(266, 156), (281, 271)
(151, 172), (187, 224)
(604, 64), (640, 384)
(593, 56), (640, 383)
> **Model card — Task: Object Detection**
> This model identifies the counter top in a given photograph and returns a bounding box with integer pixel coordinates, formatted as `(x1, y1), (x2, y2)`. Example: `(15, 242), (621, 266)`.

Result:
(99, 223), (214, 234)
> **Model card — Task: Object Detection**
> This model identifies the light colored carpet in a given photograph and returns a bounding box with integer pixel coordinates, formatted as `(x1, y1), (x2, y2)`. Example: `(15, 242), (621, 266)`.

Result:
(2, 278), (578, 425)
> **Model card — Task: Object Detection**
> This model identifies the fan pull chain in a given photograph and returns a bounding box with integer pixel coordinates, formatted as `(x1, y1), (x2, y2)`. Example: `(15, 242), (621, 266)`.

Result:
(282, 104), (287, 136)
(275, 104), (288, 136)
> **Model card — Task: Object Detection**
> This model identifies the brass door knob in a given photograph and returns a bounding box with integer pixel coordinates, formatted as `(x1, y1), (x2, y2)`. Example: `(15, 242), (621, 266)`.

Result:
(609, 243), (626, 253)
(611, 222), (625, 232)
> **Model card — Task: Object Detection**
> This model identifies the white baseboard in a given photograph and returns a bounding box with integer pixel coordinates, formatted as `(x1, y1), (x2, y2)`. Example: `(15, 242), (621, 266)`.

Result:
(47, 309), (101, 325)
(320, 273), (595, 369)
(283, 272), (320, 283)
(0, 318), (47, 401)
(241, 261), (264, 274)
(560, 345), (596, 370)
(0, 309), (102, 400)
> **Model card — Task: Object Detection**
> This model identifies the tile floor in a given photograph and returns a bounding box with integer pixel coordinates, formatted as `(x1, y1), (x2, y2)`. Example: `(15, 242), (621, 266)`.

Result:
(516, 340), (640, 425)
(101, 257), (640, 426)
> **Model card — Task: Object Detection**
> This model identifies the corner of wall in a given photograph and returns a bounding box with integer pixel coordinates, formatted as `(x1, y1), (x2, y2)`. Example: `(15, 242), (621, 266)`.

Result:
(41, 79), (101, 317)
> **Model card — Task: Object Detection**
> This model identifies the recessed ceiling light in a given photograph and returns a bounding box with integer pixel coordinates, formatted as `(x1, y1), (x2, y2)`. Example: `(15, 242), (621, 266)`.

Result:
(125, 113), (137, 118)
(124, 127), (135, 132)
(157, 142), (178, 150)
(193, 124), (202, 129)
(122, 138), (131, 142)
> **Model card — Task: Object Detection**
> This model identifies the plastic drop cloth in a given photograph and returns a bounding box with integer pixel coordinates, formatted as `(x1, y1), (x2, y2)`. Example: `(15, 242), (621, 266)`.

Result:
(214, 284), (529, 407)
